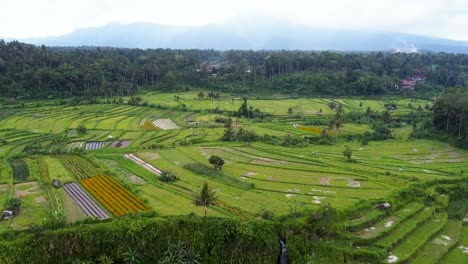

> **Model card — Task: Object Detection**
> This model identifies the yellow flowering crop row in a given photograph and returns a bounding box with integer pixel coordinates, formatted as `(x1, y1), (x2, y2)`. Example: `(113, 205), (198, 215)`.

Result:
(141, 120), (157, 130)
(297, 126), (334, 135)
(80, 175), (151, 217)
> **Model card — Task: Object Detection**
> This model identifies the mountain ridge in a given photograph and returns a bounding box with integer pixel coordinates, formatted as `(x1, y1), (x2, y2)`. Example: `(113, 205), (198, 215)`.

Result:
(4, 20), (468, 53)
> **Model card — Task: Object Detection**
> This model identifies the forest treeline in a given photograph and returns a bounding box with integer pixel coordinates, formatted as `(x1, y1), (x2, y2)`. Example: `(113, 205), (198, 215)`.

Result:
(1, 40), (468, 98)
(432, 88), (468, 145)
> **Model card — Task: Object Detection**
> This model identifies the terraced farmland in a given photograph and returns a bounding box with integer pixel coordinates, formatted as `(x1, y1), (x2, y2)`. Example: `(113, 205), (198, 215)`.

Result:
(0, 94), (465, 264)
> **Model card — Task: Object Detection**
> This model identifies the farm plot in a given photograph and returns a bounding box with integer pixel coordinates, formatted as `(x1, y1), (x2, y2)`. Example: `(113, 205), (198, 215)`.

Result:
(59, 155), (104, 180)
(23, 158), (40, 180)
(0, 184), (10, 207)
(410, 219), (462, 264)
(354, 202), (424, 239)
(63, 182), (109, 220)
(443, 224), (468, 263)
(11, 181), (48, 230)
(110, 140), (132, 148)
(42, 156), (75, 183)
(66, 141), (85, 151)
(152, 119), (180, 130)
(58, 188), (88, 222)
(140, 118), (157, 130)
(85, 141), (106, 150)
(297, 126), (334, 136)
(0, 159), (12, 183)
(80, 175), (151, 217)
(124, 153), (162, 175)
(375, 207), (434, 248)
(98, 159), (145, 185)
(388, 213), (448, 263)
(11, 159), (29, 182)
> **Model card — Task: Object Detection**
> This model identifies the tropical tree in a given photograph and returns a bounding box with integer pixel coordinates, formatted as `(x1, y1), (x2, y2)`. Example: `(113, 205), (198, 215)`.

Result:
(382, 110), (392, 124)
(194, 182), (217, 217)
(320, 129), (328, 139)
(77, 124), (87, 134)
(365, 106), (373, 123)
(343, 146), (352, 161)
(222, 118), (235, 141)
(208, 155), (225, 170)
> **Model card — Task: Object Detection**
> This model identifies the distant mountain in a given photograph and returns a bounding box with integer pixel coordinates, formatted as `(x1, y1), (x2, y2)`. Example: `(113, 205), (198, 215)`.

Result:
(7, 19), (468, 53)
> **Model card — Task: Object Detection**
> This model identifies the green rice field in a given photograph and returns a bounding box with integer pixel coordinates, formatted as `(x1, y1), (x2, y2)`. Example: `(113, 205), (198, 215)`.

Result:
(0, 93), (465, 263)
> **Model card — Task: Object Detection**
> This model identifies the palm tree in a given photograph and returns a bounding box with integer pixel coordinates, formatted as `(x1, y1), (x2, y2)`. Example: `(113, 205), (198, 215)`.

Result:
(194, 183), (217, 217)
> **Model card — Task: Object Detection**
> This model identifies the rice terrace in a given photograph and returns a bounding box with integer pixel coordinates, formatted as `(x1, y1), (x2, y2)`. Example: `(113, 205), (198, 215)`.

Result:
(0, 41), (466, 264)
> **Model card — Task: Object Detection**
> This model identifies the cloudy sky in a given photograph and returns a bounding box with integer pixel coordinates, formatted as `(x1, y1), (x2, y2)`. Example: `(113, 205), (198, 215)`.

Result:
(2, 0), (468, 41)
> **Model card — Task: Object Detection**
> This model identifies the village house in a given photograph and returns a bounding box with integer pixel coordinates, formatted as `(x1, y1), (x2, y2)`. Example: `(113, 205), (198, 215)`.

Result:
(401, 79), (416, 90)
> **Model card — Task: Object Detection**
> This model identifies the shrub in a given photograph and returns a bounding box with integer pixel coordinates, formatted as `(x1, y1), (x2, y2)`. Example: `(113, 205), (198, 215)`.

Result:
(158, 242), (201, 264)
(77, 125), (87, 134)
(214, 116), (228, 123)
(160, 171), (177, 183)
(258, 208), (275, 220)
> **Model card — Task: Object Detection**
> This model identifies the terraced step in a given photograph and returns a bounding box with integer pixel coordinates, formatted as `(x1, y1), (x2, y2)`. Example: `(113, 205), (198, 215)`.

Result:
(385, 213), (448, 263)
(376, 207), (434, 248)
(353, 202), (424, 240)
(442, 224), (468, 264)
(345, 208), (394, 230)
(408, 219), (462, 264)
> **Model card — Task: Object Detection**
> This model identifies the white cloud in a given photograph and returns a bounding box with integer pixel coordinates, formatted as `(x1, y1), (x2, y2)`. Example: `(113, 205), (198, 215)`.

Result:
(1, 0), (467, 40)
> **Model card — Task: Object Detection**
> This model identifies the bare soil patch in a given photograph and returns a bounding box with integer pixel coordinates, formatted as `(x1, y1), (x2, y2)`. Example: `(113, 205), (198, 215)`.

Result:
(319, 177), (330, 185)
(13, 181), (40, 197)
(0, 184), (9, 193)
(347, 180), (361, 188)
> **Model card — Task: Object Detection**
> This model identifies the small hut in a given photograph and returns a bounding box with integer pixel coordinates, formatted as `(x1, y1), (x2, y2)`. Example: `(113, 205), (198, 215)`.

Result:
(2, 210), (14, 220)
(375, 202), (391, 210)
(52, 179), (61, 188)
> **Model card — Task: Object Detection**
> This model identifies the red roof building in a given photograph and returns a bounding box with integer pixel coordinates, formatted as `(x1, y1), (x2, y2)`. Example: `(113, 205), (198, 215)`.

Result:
(401, 79), (415, 89)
